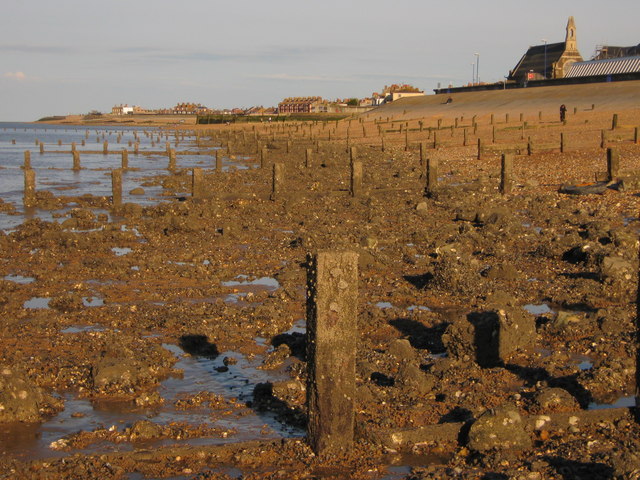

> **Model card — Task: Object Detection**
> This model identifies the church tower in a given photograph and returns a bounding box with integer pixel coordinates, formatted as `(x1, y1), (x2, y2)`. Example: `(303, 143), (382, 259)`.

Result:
(565, 16), (578, 53)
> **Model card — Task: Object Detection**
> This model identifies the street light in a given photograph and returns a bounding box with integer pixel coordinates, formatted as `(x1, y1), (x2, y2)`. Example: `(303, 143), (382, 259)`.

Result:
(542, 39), (547, 79)
(472, 63), (475, 86)
(474, 53), (480, 85)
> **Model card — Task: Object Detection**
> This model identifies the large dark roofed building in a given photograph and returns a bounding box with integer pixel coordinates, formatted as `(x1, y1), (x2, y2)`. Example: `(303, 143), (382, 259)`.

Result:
(593, 44), (640, 60)
(509, 17), (583, 84)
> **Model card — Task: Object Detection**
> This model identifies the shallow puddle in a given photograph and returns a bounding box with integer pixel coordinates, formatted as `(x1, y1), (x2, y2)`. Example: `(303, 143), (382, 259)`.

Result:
(523, 303), (554, 315)
(3, 274), (35, 284)
(23, 297), (51, 309)
(0, 340), (304, 460)
(588, 395), (636, 410)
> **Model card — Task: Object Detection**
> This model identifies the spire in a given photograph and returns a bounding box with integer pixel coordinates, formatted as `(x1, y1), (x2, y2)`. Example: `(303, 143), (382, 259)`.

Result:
(565, 16), (577, 52)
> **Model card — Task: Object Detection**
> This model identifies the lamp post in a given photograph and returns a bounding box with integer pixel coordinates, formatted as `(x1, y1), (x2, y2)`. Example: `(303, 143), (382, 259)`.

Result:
(542, 39), (547, 79)
(472, 63), (475, 86)
(474, 53), (480, 85)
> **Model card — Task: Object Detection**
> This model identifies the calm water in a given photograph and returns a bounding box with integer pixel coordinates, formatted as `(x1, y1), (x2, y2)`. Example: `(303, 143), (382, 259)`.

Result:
(0, 122), (251, 231)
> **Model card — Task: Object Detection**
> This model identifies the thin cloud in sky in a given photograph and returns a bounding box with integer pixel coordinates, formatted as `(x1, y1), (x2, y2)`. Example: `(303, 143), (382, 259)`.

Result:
(4, 71), (27, 80)
(250, 73), (355, 82)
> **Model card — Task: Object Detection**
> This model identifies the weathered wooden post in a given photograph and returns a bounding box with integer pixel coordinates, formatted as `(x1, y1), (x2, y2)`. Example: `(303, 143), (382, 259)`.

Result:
(24, 168), (36, 207)
(505, 113), (510, 123)
(349, 146), (357, 164)
(419, 142), (426, 166)
(350, 159), (362, 197)
(111, 169), (122, 207)
(121, 149), (129, 169)
(57, 139), (62, 146)
(601, 130), (606, 149)
(433, 131), (438, 149)
(519, 113), (523, 122)
(404, 129), (409, 151)
(305, 148), (313, 168)
(192, 167), (203, 198)
(425, 156), (438, 197)
(39, 142), (44, 154)
(71, 142), (76, 152)
(477, 138), (483, 160)
(560, 133), (566, 153)
(463, 128), (468, 146)
(527, 138), (533, 156)
(271, 162), (284, 201)
(134, 142), (139, 155)
(286, 140), (291, 154)
(607, 147), (620, 180)
(165, 141), (171, 155)
(73, 151), (81, 171)
(81, 139), (86, 147)
(103, 140), (108, 155)
(612, 113), (619, 130)
(260, 146), (268, 168)
(490, 113), (494, 125)
(437, 119), (442, 130)
(168, 149), (176, 171)
(306, 250), (358, 455)
(23, 151), (31, 169)
(500, 153), (513, 195)
(381, 137), (385, 152)
(492, 126), (496, 144)
(538, 111), (542, 121)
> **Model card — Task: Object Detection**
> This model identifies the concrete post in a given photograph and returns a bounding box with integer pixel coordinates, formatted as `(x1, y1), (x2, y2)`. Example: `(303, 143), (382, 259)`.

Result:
(121, 149), (129, 169)
(73, 151), (81, 171)
(23, 151), (31, 169)
(24, 168), (36, 207)
(425, 156), (438, 197)
(305, 148), (313, 168)
(111, 169), (122, 207)
(350, 160), (362, 197)
(306, 250), (358, 455)
(192, 167), (203, 198)
(607, 148), (620, 180)
(500, 153), (513, 195)
(271, 162), (284, 201)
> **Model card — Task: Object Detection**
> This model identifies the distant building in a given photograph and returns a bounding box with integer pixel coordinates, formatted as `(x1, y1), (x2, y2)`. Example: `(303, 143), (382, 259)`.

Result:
(111, 104), (134, 115)
(173, 103), (210, 115)
(509, 17), (583, 84)
(592, 44), (640, 60)
(278, 97), (325, 114)
(372, 84), (425, 105)
(565, 55), (640, 78)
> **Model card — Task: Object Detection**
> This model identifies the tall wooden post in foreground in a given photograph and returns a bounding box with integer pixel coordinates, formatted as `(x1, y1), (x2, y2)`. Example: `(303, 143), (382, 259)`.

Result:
(306, 251), (358, 455)
(192, 168), (203, 198)
(607, 147), (619, 180)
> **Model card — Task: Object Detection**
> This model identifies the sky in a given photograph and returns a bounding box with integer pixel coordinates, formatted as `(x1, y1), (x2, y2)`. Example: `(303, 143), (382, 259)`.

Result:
(1, 0), (638, 121)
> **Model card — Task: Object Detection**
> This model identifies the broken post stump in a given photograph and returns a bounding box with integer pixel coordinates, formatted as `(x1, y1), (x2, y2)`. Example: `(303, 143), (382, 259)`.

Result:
(111, 169), (122, 207)
(607, 148), (620, 180)
(425, 156), (438, 197)
(270, 162), (284, 201)
(306, 250), (358, 455)
(39, 142), (44, 154)
(23, 151), (31, 169)
(500, 153), (513, 195)
(121, 149), (128, 169)
(73, 151), (81, 171)
(23, 168), (36, 207)
(350, 160), (362, 197)
(215, 150), (222, 172)
(477, 138), (483, 160)
(168, 149), (176, 171)
(192, 167), (203, 198)
(305, 148), (313, 168)
(103, 140), (108, 155)
(419, 142), (426, 165)
(612, 113), (619, 130)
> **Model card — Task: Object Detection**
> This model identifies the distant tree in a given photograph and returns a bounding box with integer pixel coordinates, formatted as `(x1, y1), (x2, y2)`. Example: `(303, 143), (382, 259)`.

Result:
(346, 98), (359, 106)
(87, 110), (103, 116)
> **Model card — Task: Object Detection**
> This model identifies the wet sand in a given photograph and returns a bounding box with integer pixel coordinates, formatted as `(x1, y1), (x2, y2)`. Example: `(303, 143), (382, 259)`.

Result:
(2, 82), (640, 479)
